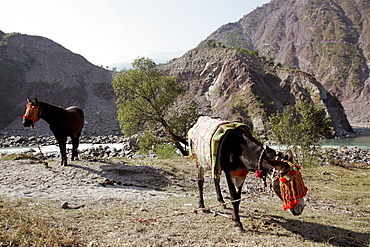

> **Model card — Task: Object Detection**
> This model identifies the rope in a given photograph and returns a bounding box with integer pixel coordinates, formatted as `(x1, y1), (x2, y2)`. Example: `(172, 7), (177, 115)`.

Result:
(255, 146), (266, 179)
(135, 190), (271, 224)
(32, 128), (49, 168)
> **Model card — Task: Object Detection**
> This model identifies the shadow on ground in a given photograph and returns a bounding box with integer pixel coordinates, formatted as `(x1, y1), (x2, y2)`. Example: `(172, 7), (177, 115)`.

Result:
(69, 160), (172, 190)
(269, 215), (369, 247)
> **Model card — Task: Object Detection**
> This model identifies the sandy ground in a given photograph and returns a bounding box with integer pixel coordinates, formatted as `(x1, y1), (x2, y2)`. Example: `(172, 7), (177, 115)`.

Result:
(0, 159), (184, 205)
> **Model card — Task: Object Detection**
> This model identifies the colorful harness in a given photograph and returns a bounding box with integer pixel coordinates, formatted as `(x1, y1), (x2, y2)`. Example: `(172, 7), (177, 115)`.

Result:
(23, 104), (40, 122)
(277, 162), (308, 210)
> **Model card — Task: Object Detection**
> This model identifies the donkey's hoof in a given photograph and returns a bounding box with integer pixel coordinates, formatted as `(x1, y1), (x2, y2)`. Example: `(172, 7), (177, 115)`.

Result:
(236, 226), (246, 233)
(234, 224), (246, 233)
(198, 206), (210, 213)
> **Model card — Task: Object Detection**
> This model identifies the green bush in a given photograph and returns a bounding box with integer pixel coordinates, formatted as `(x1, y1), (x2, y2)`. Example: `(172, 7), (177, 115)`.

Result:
(268, 100), (331, 166)
(155, 144), (179, 159)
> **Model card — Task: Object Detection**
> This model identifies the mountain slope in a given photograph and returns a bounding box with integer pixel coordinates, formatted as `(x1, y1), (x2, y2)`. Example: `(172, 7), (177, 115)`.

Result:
(162, 47), (354, 137)
(0, 32), (355, 138)
(0, 32), (119, 135)
(200, 0), (370, 127)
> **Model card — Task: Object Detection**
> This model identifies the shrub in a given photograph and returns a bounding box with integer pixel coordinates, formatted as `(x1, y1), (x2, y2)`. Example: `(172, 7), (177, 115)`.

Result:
(268, 100), (331, 166)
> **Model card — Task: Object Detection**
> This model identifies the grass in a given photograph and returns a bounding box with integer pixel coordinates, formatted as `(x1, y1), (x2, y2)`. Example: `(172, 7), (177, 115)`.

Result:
(0, 153), (41, 161)
(0, 155), (369, 246)
(0, 199), (78, 246)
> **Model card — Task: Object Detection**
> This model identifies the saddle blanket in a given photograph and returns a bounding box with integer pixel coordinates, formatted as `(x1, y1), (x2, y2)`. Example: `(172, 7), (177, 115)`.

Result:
(188, 116), (248, 178)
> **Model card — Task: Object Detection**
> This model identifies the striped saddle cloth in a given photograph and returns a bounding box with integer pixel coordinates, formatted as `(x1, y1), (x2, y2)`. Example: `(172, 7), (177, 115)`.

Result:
(188, 116), (248, 178)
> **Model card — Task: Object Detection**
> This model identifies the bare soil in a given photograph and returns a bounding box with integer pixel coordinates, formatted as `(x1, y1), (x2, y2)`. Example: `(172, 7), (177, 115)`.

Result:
(0, 156), (369, 246)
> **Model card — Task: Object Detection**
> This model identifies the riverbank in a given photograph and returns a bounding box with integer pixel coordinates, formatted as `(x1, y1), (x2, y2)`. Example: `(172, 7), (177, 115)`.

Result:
(1, 135), (370, 168)
(0, 135), (155, 160)
(352, 127), (370, 136)
(0, 135), (129, 148)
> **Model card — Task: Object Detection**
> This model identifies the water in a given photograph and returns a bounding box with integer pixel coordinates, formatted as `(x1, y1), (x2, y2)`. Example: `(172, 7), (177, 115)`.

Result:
(318, 127), (370, 150)
(0, 143), (125, 154)
(320, 135), (370, 150)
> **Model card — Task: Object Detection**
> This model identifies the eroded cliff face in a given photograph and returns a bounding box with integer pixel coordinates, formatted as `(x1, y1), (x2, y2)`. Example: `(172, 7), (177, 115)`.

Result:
(0, 33), (119, 135)
(201, 0), (370, 127)
(162, 47), (355, 137)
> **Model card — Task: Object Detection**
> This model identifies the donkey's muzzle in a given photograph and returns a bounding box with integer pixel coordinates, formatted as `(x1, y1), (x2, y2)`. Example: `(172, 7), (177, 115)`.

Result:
(22, 117), (34, 127)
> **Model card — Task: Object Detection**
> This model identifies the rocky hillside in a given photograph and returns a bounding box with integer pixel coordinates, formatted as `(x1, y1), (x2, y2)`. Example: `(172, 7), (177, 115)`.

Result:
(0, 31), (355, 139)
(162, 47), (355, 137)
(200, 0), (370, 127)
(0, 32), (120, 136)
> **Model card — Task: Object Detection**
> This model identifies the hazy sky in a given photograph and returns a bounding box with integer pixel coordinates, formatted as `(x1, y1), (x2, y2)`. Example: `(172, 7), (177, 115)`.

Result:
(1, 0), (270, 66)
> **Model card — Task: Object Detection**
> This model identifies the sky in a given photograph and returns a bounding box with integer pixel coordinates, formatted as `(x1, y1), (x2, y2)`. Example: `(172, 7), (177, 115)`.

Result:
(1, 0), (270, 66)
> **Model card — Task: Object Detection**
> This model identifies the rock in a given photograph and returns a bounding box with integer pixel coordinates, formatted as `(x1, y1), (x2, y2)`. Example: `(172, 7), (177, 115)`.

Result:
(162, 48), (355, 138)
(321, 146), (370, 167)
(0, 135), (157, 160)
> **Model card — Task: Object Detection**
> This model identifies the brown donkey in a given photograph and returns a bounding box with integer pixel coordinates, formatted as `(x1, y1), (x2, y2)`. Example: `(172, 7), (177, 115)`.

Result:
(22, 98), (84, 166)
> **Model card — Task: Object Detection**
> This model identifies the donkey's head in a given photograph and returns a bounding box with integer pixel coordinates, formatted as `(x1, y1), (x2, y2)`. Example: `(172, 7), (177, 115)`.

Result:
(22, 98), (40, 127)
(264, 150), (307, 216)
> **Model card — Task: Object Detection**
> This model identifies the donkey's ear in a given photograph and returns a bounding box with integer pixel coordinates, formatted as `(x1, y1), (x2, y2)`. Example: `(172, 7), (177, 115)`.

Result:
(27, 98), (31, 103)
(35, 98), (39, 105)
(283, 150), (294, 162)
(264, 159), (290, 172)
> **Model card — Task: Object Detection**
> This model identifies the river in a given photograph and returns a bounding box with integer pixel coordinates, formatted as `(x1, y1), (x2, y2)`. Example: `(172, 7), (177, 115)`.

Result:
(320, 135), (370, 150)
(319, 127), (370, 150)
(1, 128), (370, 154)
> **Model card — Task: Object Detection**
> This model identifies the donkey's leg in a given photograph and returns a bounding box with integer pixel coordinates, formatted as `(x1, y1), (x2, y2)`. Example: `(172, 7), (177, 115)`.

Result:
(225, 172), (247, 232)
(56, 135), (68, 166)
(71, 131), (81, 161)
(198, 166), (206, 209)
(214, 177), (226, 208)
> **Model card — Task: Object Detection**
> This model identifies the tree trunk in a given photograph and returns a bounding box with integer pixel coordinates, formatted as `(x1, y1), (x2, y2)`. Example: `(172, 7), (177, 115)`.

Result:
(160, 119), (188, 156)
(173, 140), (188, 156)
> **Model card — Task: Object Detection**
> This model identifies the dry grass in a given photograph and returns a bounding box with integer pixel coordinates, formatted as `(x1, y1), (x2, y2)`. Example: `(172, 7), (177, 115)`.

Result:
(0, 199), (78, 246)
(0, 156), (369, 246)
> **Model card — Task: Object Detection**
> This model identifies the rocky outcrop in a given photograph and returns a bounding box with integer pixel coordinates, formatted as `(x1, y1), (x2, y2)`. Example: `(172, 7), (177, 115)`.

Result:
(0, 33), (120, 135)
(162, 47), (355, 137)
(200, 0), (370, 127)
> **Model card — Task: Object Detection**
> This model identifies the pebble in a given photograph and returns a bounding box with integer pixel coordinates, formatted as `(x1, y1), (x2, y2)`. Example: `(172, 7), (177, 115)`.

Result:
(0, 135), (156, 160)
(2, 135), (370, 165)
(320, 145), (370, 166)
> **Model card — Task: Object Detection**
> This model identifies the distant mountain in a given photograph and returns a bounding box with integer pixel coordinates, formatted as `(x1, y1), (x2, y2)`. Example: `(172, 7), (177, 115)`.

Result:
(162, 47), (354, 138)
(0, 32), (120, 136)
(200, 0), (370, 127)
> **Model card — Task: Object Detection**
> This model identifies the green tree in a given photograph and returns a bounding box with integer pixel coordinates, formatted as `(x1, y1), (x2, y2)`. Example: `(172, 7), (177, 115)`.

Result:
(268, 100), (331, 165)
(112, 57), (198, 156)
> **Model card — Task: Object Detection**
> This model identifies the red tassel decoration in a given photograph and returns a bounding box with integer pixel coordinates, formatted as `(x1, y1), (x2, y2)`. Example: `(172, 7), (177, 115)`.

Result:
(255, 169), (265, 178)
